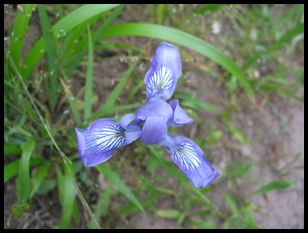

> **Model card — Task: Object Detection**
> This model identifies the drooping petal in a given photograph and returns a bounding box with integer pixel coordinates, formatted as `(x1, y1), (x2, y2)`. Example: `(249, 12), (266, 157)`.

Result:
(79, 149), (113, 167)
(119, 113), (136, 129)
(136, 97), (173, 121)
(140, 116), (168, 145)
(75, 118), (126, 167)
(163, 135), (219, 188)
(145, 42), (182, 100)
(168, 99), (193, 127)
(125, 124), (142, 144)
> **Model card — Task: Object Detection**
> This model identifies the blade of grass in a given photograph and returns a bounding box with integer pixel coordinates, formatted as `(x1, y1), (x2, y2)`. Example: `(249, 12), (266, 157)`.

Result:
(4, 143), (22, 155)
(60, 78), (82, 126)
(8, 53), (101, 228)
(84, 24), (94, 120)
(102, 23), (254, 99)
(21, 4), (119, 80)
(16, 138), (35, 204)
(4, 160), (19, 183)
(59, 163), (76, 229)
(90, 103), (140, 121)
(97, 164), (145, 214)
(8, 4), (33, 65)
(252, 180), (295, 195)
(246, 22), (304, 66)
(38, 5), (59, 109)
(88, 187), (112, 228)
(88, 55), (141, 122)
(30, 164), (49, 198)
(64, 5), (125, 76)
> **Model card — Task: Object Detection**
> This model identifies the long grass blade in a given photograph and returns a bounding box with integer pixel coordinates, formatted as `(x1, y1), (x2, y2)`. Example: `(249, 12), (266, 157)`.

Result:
(102, 23), (254, 98)
(8, 4), (33, 65)
(38, 5), (59, 109)
(97, 164), (145, 213)
(88, 55), (141, 122)
(21, 4), (119, 80)
(7, 53), (101, 228)
(84, 24), (94, 120)
(16, 138), (35, 204)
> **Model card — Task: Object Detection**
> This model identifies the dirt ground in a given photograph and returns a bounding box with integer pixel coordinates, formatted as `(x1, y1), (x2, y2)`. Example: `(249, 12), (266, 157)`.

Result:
(4, 5), (304, 229)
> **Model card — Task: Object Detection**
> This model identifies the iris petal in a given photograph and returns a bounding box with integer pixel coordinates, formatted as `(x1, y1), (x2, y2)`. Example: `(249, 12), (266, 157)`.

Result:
(145, 42), (182, 100)
(140, 116), (168, 145)
(75, 119), (126, 167)
(125, 124), (142, 144)
(168, 99), (193, 127)
(164, 135), (219, 188)
(120, 113), (136, 129)
(136, 98), (173, 121)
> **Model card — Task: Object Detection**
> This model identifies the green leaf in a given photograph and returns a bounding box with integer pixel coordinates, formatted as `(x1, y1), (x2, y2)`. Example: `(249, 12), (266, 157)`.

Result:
(16, 138), (35, 205)
(205, 131), (223, 145)
(88, 56), (141, 122)
(60, 78), (82, 126)
(4, 143), (22, 155)
(57, 164), (76, 229)
(241, 208), (258, 229)
(226, 162), (252, 179)
(64, 5), (125, 76)
(8, 4), (33, 65)
(156, 209), (180, 219)
(36, 179), (56, 195)
(38, 5), (59, 109)
(84, 24), (94, 120)
(4, 160), (19, 183)
(246, 22), (304, 66)
(174, 92), (217, 112)
(253, 180), (295, 195)
(21, 4), (120, 80)
(88, 187), (112, 228)
(97, 164), (145, 213)
(223, 193), (240, 218)
(195, 4), (230, 15)
(102, 23), (254, 98)
(30, 165), (50, 198)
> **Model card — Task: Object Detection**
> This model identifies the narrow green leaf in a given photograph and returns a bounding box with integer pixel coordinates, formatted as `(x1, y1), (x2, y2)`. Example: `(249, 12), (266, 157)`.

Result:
(195, 4), (230, 15)
(21, 4), (119, 80)
(97, 164), (145, 213)
(8, 4), (33, 65)
(246, 22), (304, 66)
(4, 143), (22, 155)
(90, 103), (140, 121)
(102, 23), (254, 98)
(38, 5), (59, 109)
(88, 56), (141, 122)
(253, 180), (295, 195)
(88, 187), (112, 228)
(36, 179), (57, 195)
(223, 193), (239, 217)
(226, 162), (252, 179)
(241, 208), (258, 229)
(16, 138), (35, 205)
(30, 165), (49, 198)
(84, 24), (94, 120)
(60, 78), (82, 126)
(156, 209), (180, 219)
(4, 160), (19, 183)
(57, 164), (76, 229)
(64, 5), (125, 76)
(205, 131), (223, 145)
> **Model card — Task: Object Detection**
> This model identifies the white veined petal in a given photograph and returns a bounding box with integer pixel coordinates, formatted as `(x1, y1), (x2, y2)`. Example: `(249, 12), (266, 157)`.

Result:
(83, 122), (126, 154)
(147, 65), (173, 95)
(173, 142), (201, 170)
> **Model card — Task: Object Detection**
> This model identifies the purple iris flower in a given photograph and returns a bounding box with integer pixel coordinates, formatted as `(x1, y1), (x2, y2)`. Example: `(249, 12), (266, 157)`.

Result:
(75, 42), (219, 188)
